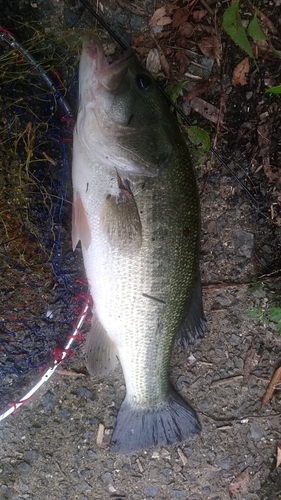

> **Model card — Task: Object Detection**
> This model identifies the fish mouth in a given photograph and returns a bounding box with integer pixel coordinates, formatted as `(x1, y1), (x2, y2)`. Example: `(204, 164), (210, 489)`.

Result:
(83, 36), (135, 92)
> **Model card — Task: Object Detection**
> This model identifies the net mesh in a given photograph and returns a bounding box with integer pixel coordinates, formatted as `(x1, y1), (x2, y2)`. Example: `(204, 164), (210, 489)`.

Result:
(0, 23), (88, 408)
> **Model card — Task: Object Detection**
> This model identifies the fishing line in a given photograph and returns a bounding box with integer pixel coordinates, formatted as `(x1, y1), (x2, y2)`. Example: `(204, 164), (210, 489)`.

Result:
(79, 0), (270, 218)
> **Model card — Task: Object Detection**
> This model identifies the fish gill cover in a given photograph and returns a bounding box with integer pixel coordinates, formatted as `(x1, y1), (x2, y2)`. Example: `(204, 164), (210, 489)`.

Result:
(0, 20), (88, 408)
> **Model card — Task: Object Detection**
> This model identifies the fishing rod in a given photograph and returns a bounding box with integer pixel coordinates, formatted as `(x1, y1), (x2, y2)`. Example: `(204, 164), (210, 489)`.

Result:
(79, 0), (267, 216)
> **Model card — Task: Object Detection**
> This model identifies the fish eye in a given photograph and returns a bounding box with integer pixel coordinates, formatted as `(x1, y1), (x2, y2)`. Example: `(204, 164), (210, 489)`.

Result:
(136, 73), (153, 91)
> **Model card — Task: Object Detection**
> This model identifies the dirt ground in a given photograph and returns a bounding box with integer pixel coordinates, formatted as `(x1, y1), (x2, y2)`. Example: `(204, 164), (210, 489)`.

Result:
(0, 1), (281, 499)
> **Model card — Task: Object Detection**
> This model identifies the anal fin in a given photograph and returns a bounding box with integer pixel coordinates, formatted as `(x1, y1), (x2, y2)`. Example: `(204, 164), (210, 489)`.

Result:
(85, 315), (118, 376)
(175, 273), (207, 349)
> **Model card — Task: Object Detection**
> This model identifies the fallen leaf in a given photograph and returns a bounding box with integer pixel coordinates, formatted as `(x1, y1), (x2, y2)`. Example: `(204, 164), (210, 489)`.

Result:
(261, 365), (281, 407)
(149, 6), (172, 27)
(190, 97), (222, 125)
(232, 57), (250, 86)
(152, 37), (171, 77)
(146, 48), (161, 75)
(193, 9), (208, 23)
(256, 6), (278, 35)
(172, 7), (190, 28)
(198, 34), (222, 64)
(243, 341), (255, 385)
(229, 468), (250, 498)
(175, 50), (190, 76)
(198, 24), (216, 35)
(178, 22), (194, 38)
(274, 443), (281, 472)
(251, 39), (272, 60)
(183, 75), (217, 101)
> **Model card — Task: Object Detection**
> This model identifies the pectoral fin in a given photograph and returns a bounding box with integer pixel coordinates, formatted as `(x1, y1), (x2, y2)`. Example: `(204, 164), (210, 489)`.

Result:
(72, 192), (91, 250)
(175, 274), (207, 349)
(85, 315), (119, 376)
(100, 178), (142, 252)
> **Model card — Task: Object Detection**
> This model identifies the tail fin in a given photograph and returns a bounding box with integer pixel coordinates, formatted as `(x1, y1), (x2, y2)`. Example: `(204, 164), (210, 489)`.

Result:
(110, 389), (201, 454)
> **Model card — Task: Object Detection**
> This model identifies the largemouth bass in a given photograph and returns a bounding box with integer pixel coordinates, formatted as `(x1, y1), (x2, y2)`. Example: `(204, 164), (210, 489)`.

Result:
(72, 36), (206, 454)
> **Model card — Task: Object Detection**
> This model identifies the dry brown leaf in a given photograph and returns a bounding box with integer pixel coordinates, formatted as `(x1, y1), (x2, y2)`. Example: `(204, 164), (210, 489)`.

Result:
(251, 39), (272, 60)
(198, 35), (222, 64)
(152, 37), (171, 78)
(256, 7), (278, 35)
(183, 75), (217, 102)
(159, 49), (170, 77)
(172, 7), (190, 28)
(274, 443), (281, 472)
(149, 6), (172, 27)
(175, 51), (190, 76)
(261, 365), (281, 408)
(146, 48), (161, 74)
(198, 24), (216, 35)
(190, 97), (221, 124)
(229, 468), (250, 498)
(193, 9), (208, 23)
(178, 22), (194, 38)
(232, 58), (250, 87)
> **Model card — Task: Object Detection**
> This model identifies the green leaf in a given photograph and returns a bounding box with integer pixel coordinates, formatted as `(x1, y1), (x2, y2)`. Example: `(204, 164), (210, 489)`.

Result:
(276, 323), (281, 333)
(271, 47), (281, 59)
(248, 282), (264, 292)
(245, 310), (260, 318)
(223, 0), (254, 58)
(165, 81), (188, 102)
(186, 126), (210, 153)
(265, 85), (281, 94)
(269, 307), (281, 323)
(247, 12), (267, 40)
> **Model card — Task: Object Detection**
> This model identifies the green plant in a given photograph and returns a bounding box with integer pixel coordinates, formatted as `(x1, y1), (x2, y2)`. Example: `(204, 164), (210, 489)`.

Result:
(223, 0), (267, 59)
(265, 85), (281, 94)
(246, 282), (281, 333)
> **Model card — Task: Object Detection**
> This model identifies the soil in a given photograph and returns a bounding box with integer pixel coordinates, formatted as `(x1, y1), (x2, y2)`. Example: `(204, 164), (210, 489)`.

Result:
(0, 1), (281, 500)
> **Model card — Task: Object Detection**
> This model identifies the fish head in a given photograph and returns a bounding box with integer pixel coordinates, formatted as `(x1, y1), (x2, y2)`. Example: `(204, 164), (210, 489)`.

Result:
(76, 36), (178, 176)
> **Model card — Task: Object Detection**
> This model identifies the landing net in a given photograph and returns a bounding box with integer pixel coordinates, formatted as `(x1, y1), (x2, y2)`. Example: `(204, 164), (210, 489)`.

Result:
(0, 23), (90, 412)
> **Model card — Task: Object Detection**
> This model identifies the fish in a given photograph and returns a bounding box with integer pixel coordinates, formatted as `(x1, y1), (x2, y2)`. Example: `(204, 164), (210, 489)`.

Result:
(72, 35), (206, 454)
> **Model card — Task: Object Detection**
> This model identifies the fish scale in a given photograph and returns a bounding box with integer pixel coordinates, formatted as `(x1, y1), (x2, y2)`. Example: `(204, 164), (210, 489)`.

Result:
(72, 36), (206, 453)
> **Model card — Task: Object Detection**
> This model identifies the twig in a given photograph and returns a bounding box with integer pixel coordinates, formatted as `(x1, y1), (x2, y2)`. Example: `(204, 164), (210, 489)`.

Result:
(243, 341), (256, 386)
(211, 375), (243, 387)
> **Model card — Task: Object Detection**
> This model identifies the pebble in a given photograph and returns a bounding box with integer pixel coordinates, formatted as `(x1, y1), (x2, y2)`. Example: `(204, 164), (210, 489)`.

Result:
(130, 14), (142, 30)
(24, 450), (38, 462)
(171, 490), (187, 499)
(63, 6), (82, 27)
(77, 386), (92, 398)
(101, 472), (113, 484)
(42, 391), (55, 410)
(17, 462), (31, 476)
(0, 485), (14, 500)
(197, 398), (212, 411)
(230, 334), (240, 346)
(233, 230), (254, 258)
(250, 424), (263, 439)
(217, 457), (231, 470)
(60, 408), (71, 420)
(143, 486), (159, 496)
